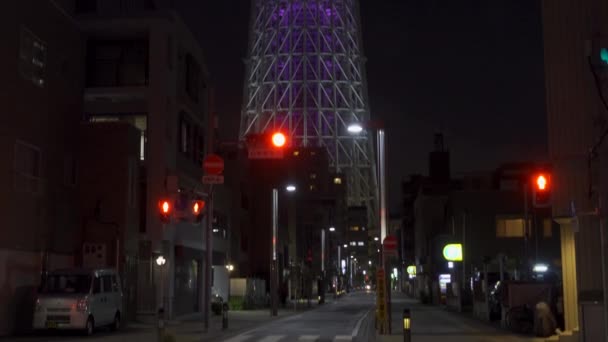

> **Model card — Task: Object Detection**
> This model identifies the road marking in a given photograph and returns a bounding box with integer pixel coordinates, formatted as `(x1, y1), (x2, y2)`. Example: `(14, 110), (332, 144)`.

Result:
(351, 309), (372, 337)
(223, 334), (252, 342)
(259, 335), (286, 342)
(298, 335), (320, 341)
(333, 336), (353, 341)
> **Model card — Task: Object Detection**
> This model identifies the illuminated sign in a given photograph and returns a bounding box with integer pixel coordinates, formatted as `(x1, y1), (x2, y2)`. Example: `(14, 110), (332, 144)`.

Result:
(442, 243), (463, 261)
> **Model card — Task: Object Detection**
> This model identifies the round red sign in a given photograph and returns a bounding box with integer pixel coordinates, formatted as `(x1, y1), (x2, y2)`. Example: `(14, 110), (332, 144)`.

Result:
(383, 235), (397, 250)
(203, 154), (224, 175)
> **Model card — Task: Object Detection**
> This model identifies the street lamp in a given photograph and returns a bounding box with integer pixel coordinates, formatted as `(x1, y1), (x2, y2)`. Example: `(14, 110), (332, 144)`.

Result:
(374, 236), (379, 241)
(347, 123), (363, 133)
(329, 227), (336, 232)
(347, 121), (387, 243)
(285, 184), (296, 192)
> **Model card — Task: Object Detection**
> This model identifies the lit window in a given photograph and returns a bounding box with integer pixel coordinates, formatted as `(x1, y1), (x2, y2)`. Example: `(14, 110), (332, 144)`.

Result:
(309, 184), (317, 191)
(349, 241), (356, 246)
(19, 28), (46, 87)
(293, 150), (300, 156)
(496, 218), (525, 238)
(357, 241), (364, 246)
(334, 177), (342, 185)
(350, 226), (360, 232)
(310, 173), (317, 179)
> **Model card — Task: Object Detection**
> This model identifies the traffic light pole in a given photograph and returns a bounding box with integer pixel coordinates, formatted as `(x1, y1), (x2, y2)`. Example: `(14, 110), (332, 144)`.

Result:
(271, 188), (278, 316)
(203, 189), (213, 331)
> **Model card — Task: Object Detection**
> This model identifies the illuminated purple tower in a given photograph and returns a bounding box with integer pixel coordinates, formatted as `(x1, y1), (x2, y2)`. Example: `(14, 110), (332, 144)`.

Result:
(240, 0), (377, 215)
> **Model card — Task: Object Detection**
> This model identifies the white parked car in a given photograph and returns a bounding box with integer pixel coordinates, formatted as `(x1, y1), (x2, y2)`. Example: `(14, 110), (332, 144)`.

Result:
(33, 268), (123, 335)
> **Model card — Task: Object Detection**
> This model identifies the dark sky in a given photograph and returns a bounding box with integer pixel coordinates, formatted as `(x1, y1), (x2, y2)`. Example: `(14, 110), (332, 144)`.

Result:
(177, 0), (548, 213)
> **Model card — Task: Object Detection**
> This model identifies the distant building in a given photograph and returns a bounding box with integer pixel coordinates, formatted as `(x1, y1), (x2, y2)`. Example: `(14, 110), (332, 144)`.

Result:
(0, 0), (84, 335)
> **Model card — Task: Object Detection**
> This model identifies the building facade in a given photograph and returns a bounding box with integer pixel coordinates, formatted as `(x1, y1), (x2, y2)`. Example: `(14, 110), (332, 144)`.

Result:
(542, 0), (608, 339)
(0, 0), (85, 335)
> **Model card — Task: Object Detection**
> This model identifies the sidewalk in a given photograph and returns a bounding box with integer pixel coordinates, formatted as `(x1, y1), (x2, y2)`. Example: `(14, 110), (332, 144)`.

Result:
(134, 299), (328, 341)
(376, 292), (544, 342)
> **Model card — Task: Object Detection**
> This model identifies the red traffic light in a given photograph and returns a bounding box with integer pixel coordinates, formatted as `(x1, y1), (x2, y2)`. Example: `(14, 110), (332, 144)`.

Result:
(532, 173), (551, 208)
(159, 200), (171, 214)
(271, 132), (286, 148)
(536, 174), (548, 191)
(158, 199), (172, 223)
(193, 200), (205, 214)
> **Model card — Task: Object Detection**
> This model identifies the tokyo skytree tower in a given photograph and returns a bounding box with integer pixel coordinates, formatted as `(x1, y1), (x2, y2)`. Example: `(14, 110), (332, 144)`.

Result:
(240, 0), (377, 219)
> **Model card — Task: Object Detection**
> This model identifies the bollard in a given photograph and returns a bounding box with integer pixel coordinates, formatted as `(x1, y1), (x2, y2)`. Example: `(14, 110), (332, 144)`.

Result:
(157, 307), (165, 342)
(403, 308), (411, 342)
(222, 299), (228, 330)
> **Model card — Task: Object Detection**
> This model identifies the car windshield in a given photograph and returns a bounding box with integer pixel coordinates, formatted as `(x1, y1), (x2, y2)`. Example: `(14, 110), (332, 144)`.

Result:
(41, 274), (92, 294)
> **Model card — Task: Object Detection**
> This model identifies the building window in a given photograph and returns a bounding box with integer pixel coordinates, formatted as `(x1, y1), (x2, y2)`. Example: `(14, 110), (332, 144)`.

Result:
(185, 54), (200, 103)
(309, 184), (317, 191)
(357, 241), (365, 246)
(496, 218), (525, 238)
(127, 157), (137, 208)
(14, 141), (42, 194)
(167, 35), (173, 70)
(180, 118), (189, 154)
(293, 150), (300, 156)
(310, 173), (317, 179)
(350, 226), (360, 232)
(543, 219), (553, 238)
(75, 0), (97, 13)
(334, 177), (342, 185)
(349, 241), (356, 246)
(86, 40), (149, 87)
(63, 154), (77, 187)
(19, 27), (46, 87)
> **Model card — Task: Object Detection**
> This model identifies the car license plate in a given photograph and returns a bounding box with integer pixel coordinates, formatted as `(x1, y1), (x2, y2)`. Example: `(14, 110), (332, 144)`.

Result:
(46, 321), (58, 329)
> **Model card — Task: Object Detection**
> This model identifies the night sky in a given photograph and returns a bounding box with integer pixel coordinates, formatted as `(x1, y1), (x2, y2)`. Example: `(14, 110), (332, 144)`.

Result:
(177, 0), (548, 213)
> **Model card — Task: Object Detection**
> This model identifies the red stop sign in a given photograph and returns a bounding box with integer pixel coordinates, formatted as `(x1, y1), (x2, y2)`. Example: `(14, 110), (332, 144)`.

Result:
(383, 235), (397, 250)
(203, 154), (224, 175)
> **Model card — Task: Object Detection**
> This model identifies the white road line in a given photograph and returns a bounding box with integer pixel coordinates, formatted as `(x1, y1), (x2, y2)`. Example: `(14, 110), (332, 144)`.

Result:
(351, 309), (372, 337)
(333, 336), (353, 341)
(222, 334), (252, 342)
(298, 335), (320, 341)
(258, 335), (286, 342)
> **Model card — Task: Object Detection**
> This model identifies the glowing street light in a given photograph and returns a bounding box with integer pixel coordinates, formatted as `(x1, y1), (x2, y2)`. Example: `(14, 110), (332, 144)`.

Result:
(156, 255), (166, 266)
(347, 123), (363, 133)
(329, 227), (336, 232)
(533, 263), (549, 273)
(285, 184), (296, 192)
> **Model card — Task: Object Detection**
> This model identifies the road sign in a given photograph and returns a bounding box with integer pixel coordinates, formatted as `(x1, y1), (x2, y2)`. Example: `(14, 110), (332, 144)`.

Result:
(202, 175), (224, 185)
(248, 148), (284, 159)
(383, 235), (398, 257)
(203, 154), (224, 175)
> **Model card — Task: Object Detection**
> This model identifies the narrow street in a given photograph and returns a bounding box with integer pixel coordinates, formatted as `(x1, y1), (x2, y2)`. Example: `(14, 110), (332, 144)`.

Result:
(221, 291), (375, 342)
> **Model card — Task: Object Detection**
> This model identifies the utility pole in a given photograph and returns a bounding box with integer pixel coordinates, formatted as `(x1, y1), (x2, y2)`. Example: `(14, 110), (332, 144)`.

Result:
(270, 188), (278, 316)
(203, 111), (216, 332)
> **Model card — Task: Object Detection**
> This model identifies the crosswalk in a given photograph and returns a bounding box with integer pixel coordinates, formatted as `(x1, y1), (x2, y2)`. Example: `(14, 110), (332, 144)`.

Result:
(222, 334), (354, 342)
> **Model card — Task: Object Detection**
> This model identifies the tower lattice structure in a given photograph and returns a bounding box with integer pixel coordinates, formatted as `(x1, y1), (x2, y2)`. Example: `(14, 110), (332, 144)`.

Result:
(240, 0), (377, 223)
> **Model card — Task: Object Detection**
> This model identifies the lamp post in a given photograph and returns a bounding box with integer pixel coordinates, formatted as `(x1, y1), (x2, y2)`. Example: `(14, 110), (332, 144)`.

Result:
(348, 121), (390, 333)
(270, 183), (297, 316)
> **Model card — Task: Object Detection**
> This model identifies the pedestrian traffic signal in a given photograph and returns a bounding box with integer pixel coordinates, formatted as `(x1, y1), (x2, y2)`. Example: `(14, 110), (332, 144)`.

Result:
(271, 132), (286, 148)
(192, 200), (205, 223)
(158, 199), (172, 223)
(532, 173), (552, 208)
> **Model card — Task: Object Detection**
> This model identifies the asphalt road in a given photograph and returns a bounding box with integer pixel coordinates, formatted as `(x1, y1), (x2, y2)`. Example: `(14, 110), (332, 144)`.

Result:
(221, 291), (376, 342)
